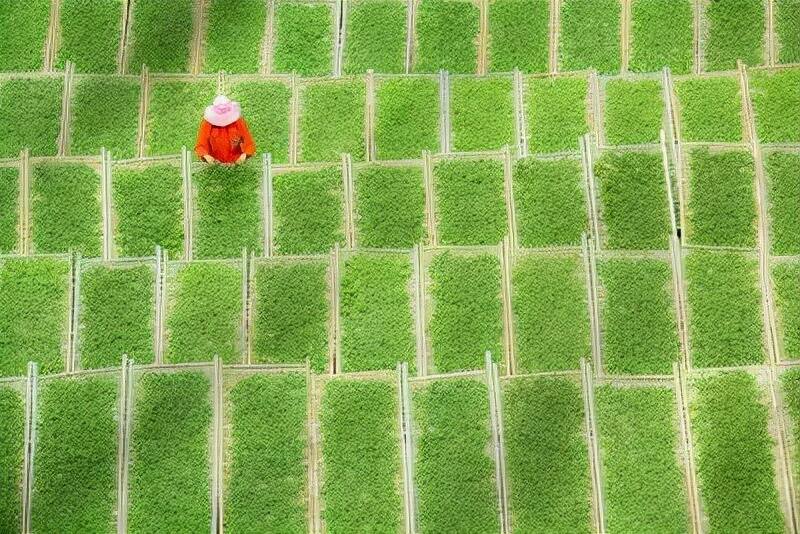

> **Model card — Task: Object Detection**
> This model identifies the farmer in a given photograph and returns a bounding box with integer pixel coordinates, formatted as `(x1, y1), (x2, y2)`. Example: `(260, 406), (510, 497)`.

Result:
(195, 95), (256, 165)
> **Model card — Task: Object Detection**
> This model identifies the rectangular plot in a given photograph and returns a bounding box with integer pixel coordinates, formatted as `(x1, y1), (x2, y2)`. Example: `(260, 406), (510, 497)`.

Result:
(344, 0), (407, 74)
(225, 372), (307, 533)
(767, 152), (800, 255)
(56, 0), (124, 73)
(772, 262), (800, 360)
(203, 0), (266, 73)
(320, 378), (403, 532)
(751, 68), (800, 143)
(0, 0), (50, 71)
(776, 0), (800, 63)
(559, 0), (621, 74)
(0, 386), (24, 532)
(127, 0), (195, 73)
(299, 79), (366, 162)
(629, 0), (693, 74)
(0, 166), (19, 253)
(603, 79), (664, 145)
(526, 75), (588, 153)
(147, 79), (216, 156)
(674, 76), (743, 142)
(703, 0), (765, 71)
(375, 77), (440, 160)
(273, 0), (335, 76)
(414, 0), (479, 73)
(0, 77), (63, 157)
(228, 80), (291, 164)
(450, 76), (515, 152)
(487, 0), (549, 73)
(70, 76), (140, 158)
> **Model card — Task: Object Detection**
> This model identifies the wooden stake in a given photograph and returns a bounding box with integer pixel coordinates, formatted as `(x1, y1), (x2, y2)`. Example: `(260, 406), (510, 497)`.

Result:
(262, 153), (273, 257)
(580, 358), (606, 534)
(21, 362), (39, 534)
(673, 362), (703, 533)
(670, 234), (692, 371)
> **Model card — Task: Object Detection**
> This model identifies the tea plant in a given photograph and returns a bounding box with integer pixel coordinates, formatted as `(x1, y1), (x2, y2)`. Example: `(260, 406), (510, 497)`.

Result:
(354, 165), (425, 248)
(0, 0), (50, 71)
(70, 76), (140, 158)
(0, 387), (23, 533)
(299, 80), (366, 162)
(203, 0), (266, 73)
(751, 68), (800, 143)
(0, 77), (63, 157)
(776, 0), (800, 63)
(344, 0), (407, 74)
(675, 77), (742, 142)
(375, 77), (440, 159)
(273, 1), (333, 76)
(766, 152), (800, 255)
(56, 0), (123, 73)
(560, 0), (621, 73)
(414, 0), (479, 73)
(487, 0), (549, 73)
(0, 167), (18, 253)
(704, 0), (765, 71)
(603, 79), (663, 145)
(127, 0), (194, 73)
(450, 76), (515, 152)
(526, 75), (588, 153)
(228, 81), (292, 164)
(629, 0), (693, 74)
(772, 263), (800, 360)
(147, 79), (216, 156)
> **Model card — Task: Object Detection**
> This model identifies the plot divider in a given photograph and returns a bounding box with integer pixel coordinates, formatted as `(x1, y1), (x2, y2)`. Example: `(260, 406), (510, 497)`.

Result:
(366, 70), (377, 162)
(580, 358), (606, 534)
(261, 0), (276, 74)
(290, 75), (300, 165)
(512, 69), (528, 157)
(307, 370), (322, 534)
(115, 357), (133, 534)
(211, 355), (224, 533)
(181, 147), (193, 261)
(189, 0), (207, 75)
(422, 151), (437, 247)
(766, 0), (776, 67)
(438, 71), (451, 154)
(135, 67), (150, 158)
(43, 0), (62, 72)
(69, 253), (82, 371)
(20, 149), (30, 256)
(262, 153), (273, 257)
(398, 363), (418, 534)
(582, 235), (603, 378)
(342, 154), (356, 248)
(499, 238), (515, 376)
(412, 244), (428, 377)
(548, 0), (561, 74)
(485, 353), (510, 533)
(404, 0), (416, 74)
(673, 362), (703, 534)
(477, 0), (489, 75)
(620, 0), (631, 73)
(116, 0), (132, 75)
(580, 136), (601, 250)
(153, 246), (164, 362)
(21, 362), (38, 534)
(57, 61), (75, 157)
(767, 365), (800, 533)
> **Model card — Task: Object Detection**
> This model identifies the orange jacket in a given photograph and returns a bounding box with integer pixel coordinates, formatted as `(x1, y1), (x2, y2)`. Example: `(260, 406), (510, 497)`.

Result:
(195, 117), (256, 163)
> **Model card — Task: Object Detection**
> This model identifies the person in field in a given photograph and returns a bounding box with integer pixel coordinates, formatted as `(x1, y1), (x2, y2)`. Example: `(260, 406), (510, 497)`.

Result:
(195, 95), (256, 164)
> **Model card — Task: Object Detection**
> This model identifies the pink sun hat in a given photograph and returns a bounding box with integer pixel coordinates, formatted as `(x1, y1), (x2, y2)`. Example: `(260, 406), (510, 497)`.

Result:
(204, 95), (241, 127)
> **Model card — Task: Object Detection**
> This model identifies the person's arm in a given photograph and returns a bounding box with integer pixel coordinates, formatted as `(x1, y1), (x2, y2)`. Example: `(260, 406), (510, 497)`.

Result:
(195, 120), (216, 163)
(236, 118), (256, 163)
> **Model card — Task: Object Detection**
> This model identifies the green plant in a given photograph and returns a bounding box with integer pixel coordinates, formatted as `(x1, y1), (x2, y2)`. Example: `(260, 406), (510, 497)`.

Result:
(603, 79), (663, 145)
(340, 253), (415, 372)
(513, 254), (589, 372)
(704, 0), (765, 71)
(772, 262), (800, 360)
(273, 166), (343, 254)
(434, 159), (506, 245)
(430, 252), (502, 372)
(781, 369), (800, 489)
(686, 148), (756, 247)
(559, 0), (621, 73)
(355, 165), (425, 248)
(414, 0), (479, 73)
(112, 163), (184, 258)
(70, 76), (140, 158)
(166, 262), (243, 364)
(675, 77), (742, 142)
(0, 77), (63, 157)
(751, 68), (800, 143)
(0, 167), (18, 253)
(56, 0), (123, 73)
(228, 81), (292, 163)
(344, 0), (407, 74)
(0, 257), (70, 376)
(147, 79), (216, 156)
(273, 1), (334, 76)
(300, 80), (366, 162)
(127, 0), (194, 73)
(0, 0), (50, 71)
(526, 75), (588, 153)
(252, 261), (329, 372)
(129, 371), (212, 533)
(225, 373), (307, 534)
(685, 251), (764, 367)
(31, 162), (102, 256)
(691, 371), (784, 533)
(320, 379), (403, 532)
(629, 0), (693, 74)
(203, 0), (266, 73)
(375, 77), (440, 159)
(79, 263), (155, 369)
(776, 0), (800, 63)
(766, 152), (800, 255)
(595, 151), (671, 250)
(0, 387), (24, 532)
(596, 386), (688, 533)
(414, 378), (498, 533)
(488, 0), (549, 73)
(450, 76), (515, 152)
(32, 376), (118, 532)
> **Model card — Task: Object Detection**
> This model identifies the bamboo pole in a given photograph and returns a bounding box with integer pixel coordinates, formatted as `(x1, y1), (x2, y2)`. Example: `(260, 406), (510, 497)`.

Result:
(512, 69), (528, 157)
(477, 0), (489, 75)
(332, 244), (342, 375)
(342, 154), (356, 249)
(21, 362), (39, 534)
(438, 71), (450, 154)
(57, 61), (74, 157)
(580, 358), (606, 533)
(404, 0), (416, 74)
(20, 149), (30, 256)
(307, 371), (322, 534)
(620, 0), (631, 73)
(333, 0), (345, 77)
(116, 0), (131, 75)
(181, 147), (193, 261)
(241, 249), (250, 365)
(136, 66), (150, 158)
(693, 0), (702, 74)
(499, 237), (515, 376)
(398, 363), (417, 533)
(366, 70), (377, 162)
(548, 0), (560, 74)
(412, 244), (428, 377)
(211, 355), (224, 533)
(485, 352), (509, 533)
(582, 235), (603, 378)
(153, 246), (164, 363)
(261, 0), (276, 74)
(190, 0), (207, 75)
(767, 0), (776, 67)
(100, 149), (113, 260)
(502, 146), (518, 251)
(44, 0), (62, 72)
(263, 153), (274, 257)
(422, 151), (437, 247)
(67, 252), (79, 373)
(767, 365), (799, 532)
(115, 357), (133, 534)
(290, 75), (300, 165)
(673, 362), (704, 533)
(580, 136), (601, 249)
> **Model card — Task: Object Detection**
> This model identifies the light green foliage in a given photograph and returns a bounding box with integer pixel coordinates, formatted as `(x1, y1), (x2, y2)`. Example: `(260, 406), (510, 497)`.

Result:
(355, 165), (425, 248)
(127, 0), (194, 73)
(603, 79), (663, 145)
(0, 167), (18, 253)
(0, 258), (69, 376)
(0, 0), (50, 71)
(692, 372), (784, 534)
(414, 0), (479, 73)
(450, 76), (514, 151)
(166, 262), (243, 364)
(781, 369), (800, 489)
(273, 166), (343, 254)
(31, 162), (102, 256)
(32, 377), (118, 533)
(751, 68), (800, 143)
(513, 254), (589, 372)
(629, 0), (693, 74)
(129, 372), (212, 533)
(686, 148), (756, 247)
(375, 77), (440, 159)
(113, 164), (184, 258)
(595, 151), (671, 250)
(596, 386), (688, 533)
(300, 80), (365, 162)
(79, 263), (155, 369)
(228, 81), (291, 163)
(414, 379), (498, 533)
(70, 76), (140, 157)
(56, 0), (123, 73)
(434, 159), (506, 245)
(686, 251), (764, 367)
(273, 1), (333, 76)
(344, 0), (407, 74)
(526, 75), (588, 153)
(767, 152), (800, 255)
(253, 261), (329, 372)
(503, 377), (590, 533)
(430, 252), (502, 372)
(0, 387), (24, 532)
(341, 254), (415, 372)
(675, 77), (742, 142)
(321, 379), (402, 533)
(704, 0), (765, 70)
(225, 373), (307, 534)
(560, 0), (621, 73)
(773, 263), (800, 360)
(488, 0), (549, 73)
(0, 77), (63, 157)
(513, 157), (586, 247)
(599, 258), (678, 375)
(776, 0), (800, 63)
(147, 79), (216, 156)
(204, 0), (266, 73)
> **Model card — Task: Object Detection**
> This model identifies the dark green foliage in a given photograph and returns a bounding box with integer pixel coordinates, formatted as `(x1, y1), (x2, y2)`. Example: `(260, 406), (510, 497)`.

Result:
(129, 372), (212, 533)
(751, 68), (800, 143)
(225, 373), (307, 534)
(300, 80), (365, 162)
(487, 0), (549, 73)
(513, 254), (589, 372)
(675, 77), (743, 142)
(704, 0), (765, 71)
(560, 0), (621, 73)
(450, 76), (515, 151)
(781, 369), (800, 488)
(0, 0), (50, 71)
(0, 167), (18, 253)
(32, 377), (118, 533)
(691, 371), (784, 534)
(340, 253), (415, 372)
(79, 263), (155, 368)
(0, 387), (24, 532)
(685, 251), (764, 367)
(203, 0), (266, 73)
(603, 79), (663, 145)
(430, 252), (502, 372)
(414, 379), (498, 533)
(344, 0), (407, 74)
(767, 152), (800, 255)
(0, 77), (63, 157)
(56, 0), (123, 73)
(273, 1), (333, 76)
(70, 76), (140, 157)
(228, 81), (291, 163)
(503, 377), (590, 533)
(434, 159), (506, 245)
(127, 0), (194, 73)
(526, 75), (588, 153)
(147, 79), (216, 156)
(772, 263), (800, 360)
(321, 379), (402, 533)
(776, 0), (800, 63)
(414, 0), (479, 73)
(375, 77), (440, 159)
(355, 165), (425, 247)
(629, 0), (693, 74)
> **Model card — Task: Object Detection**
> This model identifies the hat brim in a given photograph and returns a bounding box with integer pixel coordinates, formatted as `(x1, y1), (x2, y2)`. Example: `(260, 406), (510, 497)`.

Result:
(204, 103), (241, 127)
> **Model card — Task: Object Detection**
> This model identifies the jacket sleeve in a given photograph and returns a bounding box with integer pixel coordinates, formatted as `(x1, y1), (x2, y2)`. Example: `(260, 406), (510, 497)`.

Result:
(238, 118), (256, 156)
(195, 119), (212, 159)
